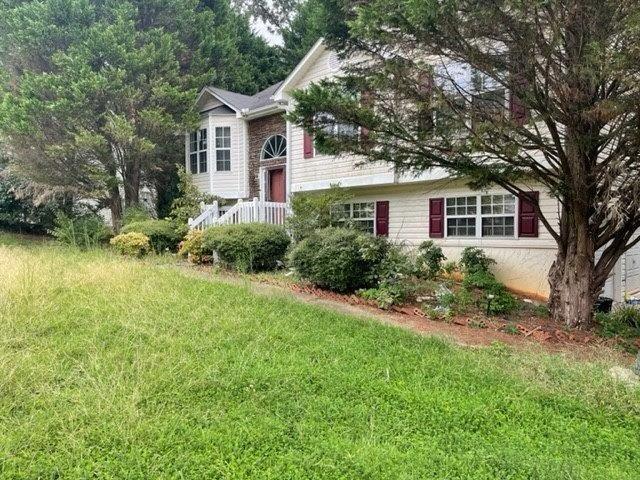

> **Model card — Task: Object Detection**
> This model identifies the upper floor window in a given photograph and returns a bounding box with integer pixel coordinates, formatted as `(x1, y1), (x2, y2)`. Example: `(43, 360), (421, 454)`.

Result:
(435, 62), (507, 131)
(445, 193), (516, 238)
(315, 112), (359, 139)
(261, 134), (287, 160)
(215, 126), (231, 171)
(189, 129), (207, 174)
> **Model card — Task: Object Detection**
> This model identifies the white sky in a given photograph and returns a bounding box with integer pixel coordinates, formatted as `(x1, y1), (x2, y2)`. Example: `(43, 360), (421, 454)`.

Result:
(251, 17), (283, 46)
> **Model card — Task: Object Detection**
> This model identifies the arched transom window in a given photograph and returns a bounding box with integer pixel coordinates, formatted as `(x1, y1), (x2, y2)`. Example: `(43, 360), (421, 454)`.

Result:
(261, 134), (287, 160)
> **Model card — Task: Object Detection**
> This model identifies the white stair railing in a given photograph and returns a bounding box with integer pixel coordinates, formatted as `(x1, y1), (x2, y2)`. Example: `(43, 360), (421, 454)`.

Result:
(188, 201), (219, 230)
(188, 198), (290, 230)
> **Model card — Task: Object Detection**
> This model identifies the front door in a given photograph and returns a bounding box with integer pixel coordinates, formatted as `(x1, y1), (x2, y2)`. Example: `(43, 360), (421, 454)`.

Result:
(268, 168), (286, 202)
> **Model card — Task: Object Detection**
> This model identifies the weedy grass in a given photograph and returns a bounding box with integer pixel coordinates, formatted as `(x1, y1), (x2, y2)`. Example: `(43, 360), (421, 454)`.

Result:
(0, 235), (639, 479)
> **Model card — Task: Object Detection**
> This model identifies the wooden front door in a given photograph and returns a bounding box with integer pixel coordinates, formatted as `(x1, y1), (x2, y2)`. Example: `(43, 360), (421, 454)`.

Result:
(268, 168), (286, 202)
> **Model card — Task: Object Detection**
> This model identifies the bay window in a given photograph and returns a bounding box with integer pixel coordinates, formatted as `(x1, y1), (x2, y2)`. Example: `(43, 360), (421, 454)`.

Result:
(189, 128), (207, 174)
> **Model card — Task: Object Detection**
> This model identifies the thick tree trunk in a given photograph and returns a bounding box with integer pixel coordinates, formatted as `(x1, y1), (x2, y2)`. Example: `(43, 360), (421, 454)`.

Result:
(108, 185), (123, 232)
(548, 210), (600, 329)
(548, 249), (599, 329)
(123, 156), (141, 208)
(123, 174), (140, 207)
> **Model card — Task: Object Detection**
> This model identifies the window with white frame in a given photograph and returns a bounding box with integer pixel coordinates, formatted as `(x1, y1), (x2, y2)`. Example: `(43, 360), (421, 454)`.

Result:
(446, 196), (477, 237)
(435, 62), (507, 132)
(481, 194), (515, 236)
(471, 71), (506, 130)
(445, 193), (516, 238)
(189, 129), (207, 174)
(215, 126), (231, 171)
(315, 112), (359, 139)
(261, 134), (287, 160)
(333, 202), (375, 234)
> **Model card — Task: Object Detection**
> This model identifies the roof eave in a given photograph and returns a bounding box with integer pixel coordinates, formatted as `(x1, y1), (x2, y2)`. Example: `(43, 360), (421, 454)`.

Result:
(195, 86), (242, 113)
(241, 102), (287, 120)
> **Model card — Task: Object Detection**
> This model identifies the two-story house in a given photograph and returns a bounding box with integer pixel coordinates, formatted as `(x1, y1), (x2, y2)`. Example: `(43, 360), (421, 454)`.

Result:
(186, 39), (640, 302)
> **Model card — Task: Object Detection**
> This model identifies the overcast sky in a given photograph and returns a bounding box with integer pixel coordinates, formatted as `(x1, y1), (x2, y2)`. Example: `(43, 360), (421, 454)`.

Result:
(251, 17), (283, 46)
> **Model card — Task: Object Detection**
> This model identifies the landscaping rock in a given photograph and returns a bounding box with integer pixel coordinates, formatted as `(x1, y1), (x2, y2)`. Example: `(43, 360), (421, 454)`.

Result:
(609, 366), (640, 388)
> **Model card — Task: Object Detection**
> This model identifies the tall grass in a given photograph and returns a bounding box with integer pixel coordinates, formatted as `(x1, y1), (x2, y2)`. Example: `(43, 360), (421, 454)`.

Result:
(0, 239), (639, 479)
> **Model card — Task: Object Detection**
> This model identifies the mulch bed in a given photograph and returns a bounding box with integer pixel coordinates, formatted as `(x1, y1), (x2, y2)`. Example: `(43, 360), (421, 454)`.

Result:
(285, 282), (638, 352)
(184, 263), (638, 357)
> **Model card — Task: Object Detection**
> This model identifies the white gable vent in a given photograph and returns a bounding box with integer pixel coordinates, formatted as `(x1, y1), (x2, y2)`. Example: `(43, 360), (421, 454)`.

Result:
(327, 52), (341, 72)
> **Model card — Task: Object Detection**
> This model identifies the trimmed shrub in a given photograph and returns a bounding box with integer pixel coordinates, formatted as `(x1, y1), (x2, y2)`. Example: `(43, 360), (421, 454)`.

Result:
(121, 219), (182, 253)
(178, 229), (206, 264)
(460, 247), (496, 274)
(110, 232), (151, 257)
(415, 240), (446, 279)
(202, 223), (290, 272)
(290, 227), (389, 292)
(51, 212), (111, 249)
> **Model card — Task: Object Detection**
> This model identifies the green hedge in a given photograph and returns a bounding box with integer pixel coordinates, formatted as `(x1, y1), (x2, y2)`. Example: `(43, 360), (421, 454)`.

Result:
(289, 227), (389, 292)
(121, 220), (182, 253)
(202, 223), (290, 272)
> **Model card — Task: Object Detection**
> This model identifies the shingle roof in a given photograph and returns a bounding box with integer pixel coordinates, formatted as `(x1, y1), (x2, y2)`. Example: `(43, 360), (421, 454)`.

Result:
(206, 81), (284, 112)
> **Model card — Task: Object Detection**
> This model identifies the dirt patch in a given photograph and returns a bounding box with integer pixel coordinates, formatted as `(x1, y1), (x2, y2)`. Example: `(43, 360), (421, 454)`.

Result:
(179, 263), (636, 363)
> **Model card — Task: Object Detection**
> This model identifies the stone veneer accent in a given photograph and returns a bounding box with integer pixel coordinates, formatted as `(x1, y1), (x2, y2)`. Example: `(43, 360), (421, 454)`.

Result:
(247, 113), (287, 199)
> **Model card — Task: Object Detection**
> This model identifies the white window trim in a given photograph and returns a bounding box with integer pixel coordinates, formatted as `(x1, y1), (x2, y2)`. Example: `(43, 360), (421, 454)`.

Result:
(312, 112), (360, 157)
(214, 126), (232, 172)
(433, 65), (510, 131)
(334, 201), (377, 235)
(444, 193), (517, 239)
(261, 134), (287, 161)
(188, 128), (208, 175)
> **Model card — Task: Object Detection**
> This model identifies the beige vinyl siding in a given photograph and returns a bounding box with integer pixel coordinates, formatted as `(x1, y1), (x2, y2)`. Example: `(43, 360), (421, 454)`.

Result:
(209, 115), (246, 199)
(341, 179), (558, 298)
(289, 48), (394, 191)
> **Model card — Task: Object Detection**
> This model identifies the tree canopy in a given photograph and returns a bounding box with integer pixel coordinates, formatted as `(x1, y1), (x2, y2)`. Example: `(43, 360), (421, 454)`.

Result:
(288, 0), (640, 327)
(0, 0), (285, 227)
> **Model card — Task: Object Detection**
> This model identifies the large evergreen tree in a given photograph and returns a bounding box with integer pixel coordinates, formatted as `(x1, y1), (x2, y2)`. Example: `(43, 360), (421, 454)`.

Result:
(288, 0), (640, 328)
(0, 0), (283, 227)
(279, 0), (339, 68)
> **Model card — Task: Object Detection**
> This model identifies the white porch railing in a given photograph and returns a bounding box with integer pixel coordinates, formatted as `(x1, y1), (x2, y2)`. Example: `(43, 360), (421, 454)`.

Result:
(188, 198), (290, 230)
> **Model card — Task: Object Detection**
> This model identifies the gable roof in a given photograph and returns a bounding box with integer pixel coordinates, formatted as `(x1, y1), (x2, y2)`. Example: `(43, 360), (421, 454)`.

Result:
(271, 38), (326, 102)
(196, 81), (285, 115)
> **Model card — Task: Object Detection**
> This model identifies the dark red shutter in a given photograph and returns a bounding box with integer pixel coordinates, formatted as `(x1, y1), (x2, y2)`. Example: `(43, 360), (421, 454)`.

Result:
(509, 73), (528, 125)
(429, 198), (444, 238)
(303, 130), (314, 158)
(518, 191), (539, 237)
(375, 201), (389, 237)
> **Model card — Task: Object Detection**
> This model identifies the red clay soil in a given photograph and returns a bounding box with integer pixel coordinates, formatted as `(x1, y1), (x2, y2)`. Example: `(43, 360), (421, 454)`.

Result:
(184, 264), (637, 362)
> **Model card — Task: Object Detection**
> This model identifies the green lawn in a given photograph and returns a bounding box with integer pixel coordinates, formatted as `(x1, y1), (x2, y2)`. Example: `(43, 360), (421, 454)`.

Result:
(0, 237), (639, 479)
